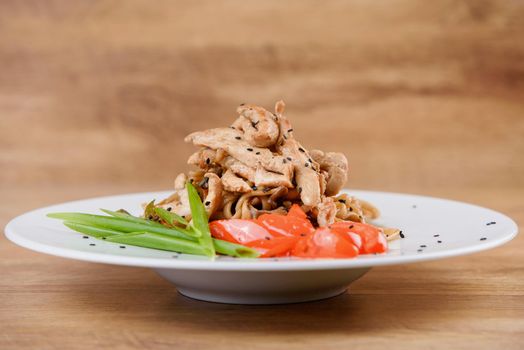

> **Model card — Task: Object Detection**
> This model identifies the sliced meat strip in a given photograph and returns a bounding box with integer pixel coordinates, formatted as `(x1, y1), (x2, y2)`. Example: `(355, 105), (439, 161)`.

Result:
(254, 166), (293, 188)
(173, 173), (187, 190)
(314, 197), (337, 227)
(202, 173), (223, 217)
(219, 156), (256, 182)
(235, 104), (279, 148)
(221, 169), (252, 193)
(310, 150), (348, 196)
(185, 128), (293, 177)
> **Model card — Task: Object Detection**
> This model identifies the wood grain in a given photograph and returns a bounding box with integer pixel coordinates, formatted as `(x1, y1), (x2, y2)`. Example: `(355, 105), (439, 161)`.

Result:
(1, 1), (523, 349)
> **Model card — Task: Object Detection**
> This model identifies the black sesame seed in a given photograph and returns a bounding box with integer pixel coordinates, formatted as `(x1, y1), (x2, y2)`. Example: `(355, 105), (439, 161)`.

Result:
(230, 126), (236, 129)
(298, 187), (302, 193)
(399, 231), (405, 238)
(349, 225), (354, 229)
(417, 249), (423, 252)
(288, 129), (293, 132)
(338, 199), (346, 204)
(205, 201), (211, 206)
(120, 246), (126, 249)
(102, 237), (106, 240)
(251, 186), (257, 191)
(205, 158), (210, 164)
(252, 121), (259, 127)
(82, 236), (88, 239)
(167, 207), (172, 211)
(308, 158), (313, 163)
(263, 187), (271, 193)
(433, 234), (439, 237)
(265, 236), (271, 240)
(300, 233), (306, 237)
(240, 103), (245, 106)
(420, 245), (427, 248)
(256, 152), (260, 155)
(349, 207), (353, 212)
(247, 148), (253, 152)
(283, 135), (287, 140)
(437, 240), (442, 243)
(148, 215), (153, 220)
(283, 159), (287, 164)
(235, 136), (241, 140)
(286, 157), (292, 161)
(90, 243), (96, 246)
(480, 237), (487, 241)
(172, 255), (179, 259)
(299, 147), (305, 153)
(305, 162), (309, 167)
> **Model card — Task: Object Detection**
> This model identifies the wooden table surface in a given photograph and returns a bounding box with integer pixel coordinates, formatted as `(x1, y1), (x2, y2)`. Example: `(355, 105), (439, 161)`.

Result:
(1, 1), (523, 349)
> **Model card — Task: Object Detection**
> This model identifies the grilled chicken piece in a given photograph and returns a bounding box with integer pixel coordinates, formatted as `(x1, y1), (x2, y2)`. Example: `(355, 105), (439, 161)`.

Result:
(254, 166), (293, 188)
(202, 173), (223, 216)
(310, 150), (348, 196)
(185, 128), (293, 178)
(219, 156), (256, 182)
(174, 173), (187, 190)
(314, 197), (337, 227)
(234, 104), (279, 148)
(221, 169), (252, 193)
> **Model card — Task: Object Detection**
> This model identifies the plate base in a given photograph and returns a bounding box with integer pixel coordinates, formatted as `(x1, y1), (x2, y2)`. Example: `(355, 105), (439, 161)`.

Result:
(177, 286), (348, 305)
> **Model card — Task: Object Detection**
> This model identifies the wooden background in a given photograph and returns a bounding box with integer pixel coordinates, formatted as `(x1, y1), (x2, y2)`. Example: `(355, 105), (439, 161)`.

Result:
(1, 1), (523, 349)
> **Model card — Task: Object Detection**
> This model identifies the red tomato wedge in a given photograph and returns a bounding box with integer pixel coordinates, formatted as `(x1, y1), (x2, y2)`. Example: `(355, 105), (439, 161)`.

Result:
(209, 219), (271, 245)
(246, 236), (300, 258)
(257, 213), (314, 237)
(292, 228), (359, 258)
(330, 221), (388, 254)
(287, 204), (308, 220)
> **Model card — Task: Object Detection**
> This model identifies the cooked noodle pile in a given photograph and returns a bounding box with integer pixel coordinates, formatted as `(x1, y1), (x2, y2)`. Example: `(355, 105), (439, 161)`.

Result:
(152, 101), (398, 239)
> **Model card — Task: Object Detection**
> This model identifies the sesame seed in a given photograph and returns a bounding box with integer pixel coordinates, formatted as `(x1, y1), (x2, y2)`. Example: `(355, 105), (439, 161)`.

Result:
(298, 187), (302, 194)
(251, 186), (257, 191)
(256, 152), (260, 155)
(90, 243), (96, 246)
(437, 240), (442, 243)
(240, 103), (245, 106)
(417, 249), (423, 252)
(247, 148), (253, 152)
(480, 237), (487, 241)
(283, 135), (287, 140)
(420, 245), (427, 248)
(288, 129), (293, 132)
(433, 234), (439, 237)
(400, 231), (405, 238)
(82, 236), (88, 239)
(286, 157), (292, 161)
(265, 237), (271, 240)
(349, 225), (354, 229)
(148, 215), (153, 220)
(235, 136), (241, 140)
(172, 255), (178, 259)
(305, 163), (309, 167)
(349, 207), (353, 212)
(263, 187), (271, 193)
(283, 159), (287, 164)
(230, 126), (236, 129)
(299, 147), (305, 153)
(338, 199), (346, 203)
(205, 158), (210, 164)
(300, 233), (306, 237)
(205, 201), (211, 206)
(102, 237), (106, 240)
(167, 207), (172, 211)
(120, 246), (126, 249)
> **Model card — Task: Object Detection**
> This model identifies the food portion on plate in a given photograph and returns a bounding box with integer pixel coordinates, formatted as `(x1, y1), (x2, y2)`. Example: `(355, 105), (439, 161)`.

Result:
(49, 101), (399, 259)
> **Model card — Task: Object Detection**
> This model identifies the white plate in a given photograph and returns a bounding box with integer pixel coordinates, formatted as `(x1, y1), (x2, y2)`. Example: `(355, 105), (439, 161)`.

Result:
(4, 190), (518, 304)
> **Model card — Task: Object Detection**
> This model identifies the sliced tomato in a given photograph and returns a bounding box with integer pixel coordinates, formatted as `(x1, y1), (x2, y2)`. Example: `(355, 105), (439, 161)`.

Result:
(330, 221), (387, 254)
(257, 213), (315, 237)
(246, 236), (300, 258)
(287, 204), (308, 220)
(209, 219), (271, 245)
(291, 228), (359, 258)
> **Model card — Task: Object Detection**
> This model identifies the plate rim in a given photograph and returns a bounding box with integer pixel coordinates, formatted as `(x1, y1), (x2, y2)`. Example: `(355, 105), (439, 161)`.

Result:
(4, 189), (519, 271)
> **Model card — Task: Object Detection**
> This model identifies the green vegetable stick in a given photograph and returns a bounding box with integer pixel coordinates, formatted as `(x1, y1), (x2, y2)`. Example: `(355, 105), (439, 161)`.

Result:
(105, 232), (209, 256)
(186, 183), (215, 257)
(47, 213), (197, 241)
(213, 239), (260, 258)
(100, 208), (197, 237)
(64, 221), (125, 239)
(154, 207), (189, 226)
